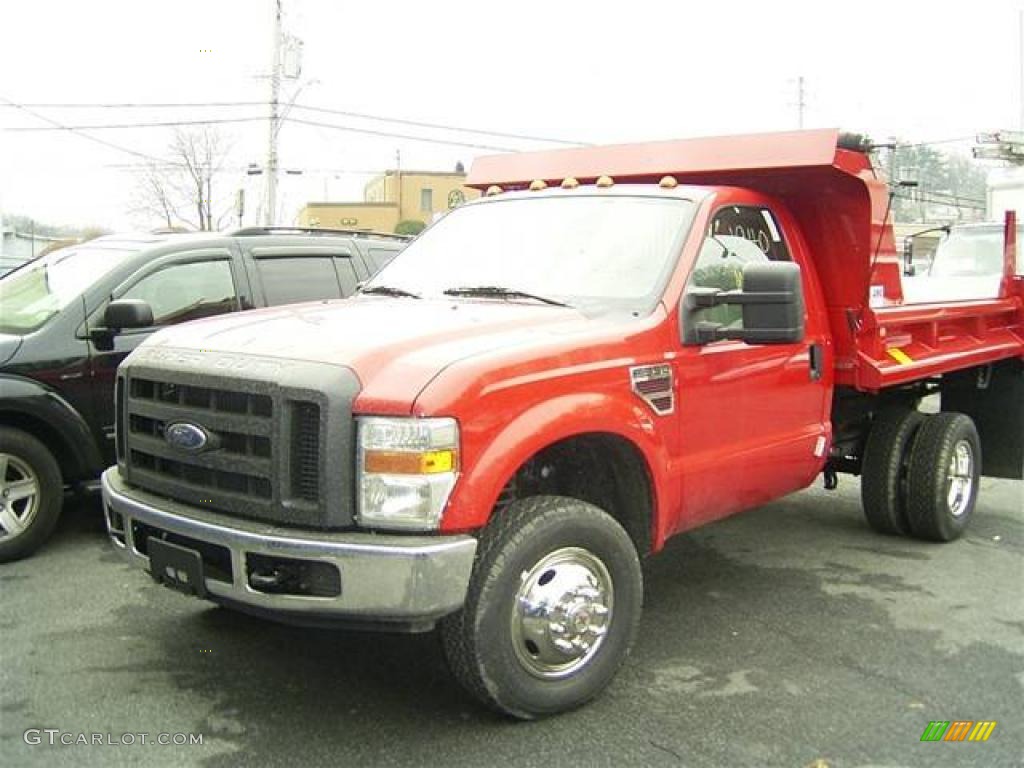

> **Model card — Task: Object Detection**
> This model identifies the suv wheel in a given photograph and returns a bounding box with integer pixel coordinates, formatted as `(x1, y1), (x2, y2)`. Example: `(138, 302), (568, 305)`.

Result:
(0, 427), (63, 562)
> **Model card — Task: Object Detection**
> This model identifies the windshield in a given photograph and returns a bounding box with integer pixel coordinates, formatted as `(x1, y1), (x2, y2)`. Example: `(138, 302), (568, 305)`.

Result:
(930, 225), (1023, 278)
(364, 195), (696, 316)
(0, 244), (142, 335)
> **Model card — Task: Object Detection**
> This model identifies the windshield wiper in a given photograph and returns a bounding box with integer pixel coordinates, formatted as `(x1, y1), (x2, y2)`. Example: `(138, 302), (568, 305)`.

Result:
(360, 285), (421, 299)
(442, 285), (572, 308)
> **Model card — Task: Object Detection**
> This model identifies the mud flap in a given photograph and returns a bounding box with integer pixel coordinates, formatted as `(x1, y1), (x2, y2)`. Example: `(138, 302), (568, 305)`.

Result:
(942, 359), (1024, 479)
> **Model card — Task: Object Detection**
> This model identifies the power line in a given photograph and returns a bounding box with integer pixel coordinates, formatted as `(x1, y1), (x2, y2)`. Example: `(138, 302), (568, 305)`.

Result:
(4, 116), (266, 131)
(0, 101), (268, 109)
(1, 118), (558, 161)
(895, 136), (976, 148)
(918, 189), (987, 206)
(893, 193), (985, 211)
(0, 99), (587, 146)
(2, 100), (975, 152)
(0, 94), (165, 162)
(282, 116), (524, 152)
(289, 103), (587, 146)
(102, 163), (391, 174)
(4, 112), (547, 152)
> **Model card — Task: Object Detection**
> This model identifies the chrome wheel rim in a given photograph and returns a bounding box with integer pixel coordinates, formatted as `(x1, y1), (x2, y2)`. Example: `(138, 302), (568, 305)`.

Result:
(946, 440), (974, 518)
(511, 546), (614, 680)
(0, 453), (41, 540)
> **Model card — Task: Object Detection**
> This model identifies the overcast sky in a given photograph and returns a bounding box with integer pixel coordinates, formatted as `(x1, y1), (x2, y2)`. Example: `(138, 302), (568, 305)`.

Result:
(0, 0), (1020, 230)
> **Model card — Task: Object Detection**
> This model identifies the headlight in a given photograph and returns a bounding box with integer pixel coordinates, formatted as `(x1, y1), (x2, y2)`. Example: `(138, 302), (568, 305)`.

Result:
(357, 416), (459, 531)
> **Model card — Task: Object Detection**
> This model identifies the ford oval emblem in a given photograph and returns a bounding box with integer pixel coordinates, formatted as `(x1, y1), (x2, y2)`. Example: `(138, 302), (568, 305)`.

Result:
(165, 422), (209, 453)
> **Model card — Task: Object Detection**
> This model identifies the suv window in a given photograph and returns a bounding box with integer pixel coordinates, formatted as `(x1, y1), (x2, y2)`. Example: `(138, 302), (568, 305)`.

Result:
(121, 259), (238, 326)
(366, 247), (400, 273)
(688, 206), (789, 330)
(255, 256), (345, 305)
(334, 257), (359, 295)
(0, 244), (143, 335)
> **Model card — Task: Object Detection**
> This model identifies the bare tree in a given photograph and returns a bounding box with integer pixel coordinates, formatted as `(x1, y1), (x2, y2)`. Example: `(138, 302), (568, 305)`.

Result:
(131, 128), (235, 232)
(134, 161), (180, 229)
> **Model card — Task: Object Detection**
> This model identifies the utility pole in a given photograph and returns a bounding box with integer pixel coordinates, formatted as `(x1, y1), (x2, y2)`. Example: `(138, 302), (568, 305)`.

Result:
(796, 76), (806, 130)
(264, 0), (283, 225)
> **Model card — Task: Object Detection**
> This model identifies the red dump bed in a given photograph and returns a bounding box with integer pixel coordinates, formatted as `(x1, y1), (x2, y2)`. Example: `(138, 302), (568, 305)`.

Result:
(468, 129), (1024, 392)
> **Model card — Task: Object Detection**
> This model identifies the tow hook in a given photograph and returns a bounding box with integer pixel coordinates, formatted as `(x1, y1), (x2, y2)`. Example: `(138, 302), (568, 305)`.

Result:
(248, 567), (288, 591)
(823, 467), (838, 491)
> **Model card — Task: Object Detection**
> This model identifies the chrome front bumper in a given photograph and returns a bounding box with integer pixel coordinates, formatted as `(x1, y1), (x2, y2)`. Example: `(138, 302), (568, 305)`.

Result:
(101, 468), (477, 626)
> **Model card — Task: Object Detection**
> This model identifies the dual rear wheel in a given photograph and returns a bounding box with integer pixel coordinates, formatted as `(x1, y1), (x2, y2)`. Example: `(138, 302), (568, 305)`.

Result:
(861, 409), (981, 541)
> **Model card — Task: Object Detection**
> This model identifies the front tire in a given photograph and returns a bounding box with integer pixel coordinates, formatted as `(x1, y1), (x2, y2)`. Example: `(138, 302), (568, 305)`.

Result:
(0, 427), (63, 562)
(440, 496), (643, 719)
(906, 413), (981, 542)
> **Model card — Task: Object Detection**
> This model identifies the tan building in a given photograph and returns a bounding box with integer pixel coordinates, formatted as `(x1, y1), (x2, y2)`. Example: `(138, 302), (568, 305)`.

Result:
(299, 170), (480, 233)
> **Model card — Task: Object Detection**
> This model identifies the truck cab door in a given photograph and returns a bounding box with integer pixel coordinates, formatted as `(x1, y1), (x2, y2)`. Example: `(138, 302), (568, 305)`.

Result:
(673, 202), (830, 531)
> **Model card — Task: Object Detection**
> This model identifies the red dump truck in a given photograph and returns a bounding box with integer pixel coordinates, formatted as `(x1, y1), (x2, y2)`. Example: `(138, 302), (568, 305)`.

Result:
(101, 129), (1024, 718)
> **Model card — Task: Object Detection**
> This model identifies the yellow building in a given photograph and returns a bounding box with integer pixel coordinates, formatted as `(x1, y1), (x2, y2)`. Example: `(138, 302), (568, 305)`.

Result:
(299, 170), (479, 233)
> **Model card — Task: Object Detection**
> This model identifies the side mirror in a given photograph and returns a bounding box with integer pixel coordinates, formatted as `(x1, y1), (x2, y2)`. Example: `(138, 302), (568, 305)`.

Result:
(103, 299), (154, 330)
(683, 261), (805, 345)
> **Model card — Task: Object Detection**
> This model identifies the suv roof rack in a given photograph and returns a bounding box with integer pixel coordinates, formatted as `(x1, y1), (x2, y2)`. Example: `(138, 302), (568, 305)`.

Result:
(230, 226), (411, 242)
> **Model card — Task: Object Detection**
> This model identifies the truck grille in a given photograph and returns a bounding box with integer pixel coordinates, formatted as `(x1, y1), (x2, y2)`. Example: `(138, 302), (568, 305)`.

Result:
(118, 364), (353, 529)
(290, 402), (321, 501)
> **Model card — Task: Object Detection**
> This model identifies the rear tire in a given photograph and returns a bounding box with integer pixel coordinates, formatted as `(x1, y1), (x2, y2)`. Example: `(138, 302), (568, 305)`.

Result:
(0, 427), (63, 562)
(906, 413), (981, 542)
(860, 408), (924, 536)
(440, 495), (642, 719)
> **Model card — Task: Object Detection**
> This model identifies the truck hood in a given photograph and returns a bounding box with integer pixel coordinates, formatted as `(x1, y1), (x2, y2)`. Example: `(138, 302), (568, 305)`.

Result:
(135, 297), (594, 410)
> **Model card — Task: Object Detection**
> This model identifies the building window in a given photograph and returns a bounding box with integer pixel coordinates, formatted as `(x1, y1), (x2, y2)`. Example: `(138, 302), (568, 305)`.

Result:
(420, 188), (433, 213)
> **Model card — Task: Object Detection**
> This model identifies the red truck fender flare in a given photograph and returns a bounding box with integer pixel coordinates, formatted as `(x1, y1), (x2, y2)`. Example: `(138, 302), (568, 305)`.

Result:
(441, 392), (674, 546)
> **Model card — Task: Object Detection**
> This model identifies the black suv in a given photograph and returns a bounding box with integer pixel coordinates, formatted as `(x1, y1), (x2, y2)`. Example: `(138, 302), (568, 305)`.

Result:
(0, 227), (407, 561)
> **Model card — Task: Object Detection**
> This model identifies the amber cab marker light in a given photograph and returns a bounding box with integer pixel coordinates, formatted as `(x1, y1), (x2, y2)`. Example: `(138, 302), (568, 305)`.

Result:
(529, 179), (548, 191)
(659, 175), (679, 189)
(364, 449), (458, 475)
(485, 185), (503, 196)
(595, 175), (615, 188)
(561, 177), (580, 189)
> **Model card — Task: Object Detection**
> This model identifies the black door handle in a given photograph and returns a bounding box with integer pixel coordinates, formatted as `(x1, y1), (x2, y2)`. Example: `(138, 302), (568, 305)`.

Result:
(809, 342), (823, 382)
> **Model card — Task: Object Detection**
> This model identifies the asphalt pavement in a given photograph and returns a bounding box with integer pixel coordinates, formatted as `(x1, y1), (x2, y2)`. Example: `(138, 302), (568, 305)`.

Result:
(2, 477), (1022, 768)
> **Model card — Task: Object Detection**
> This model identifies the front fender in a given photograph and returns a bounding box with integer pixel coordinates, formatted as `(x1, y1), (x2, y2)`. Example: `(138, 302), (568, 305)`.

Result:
(441, 391), (675, 543)
(0, 374), (103, 480)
